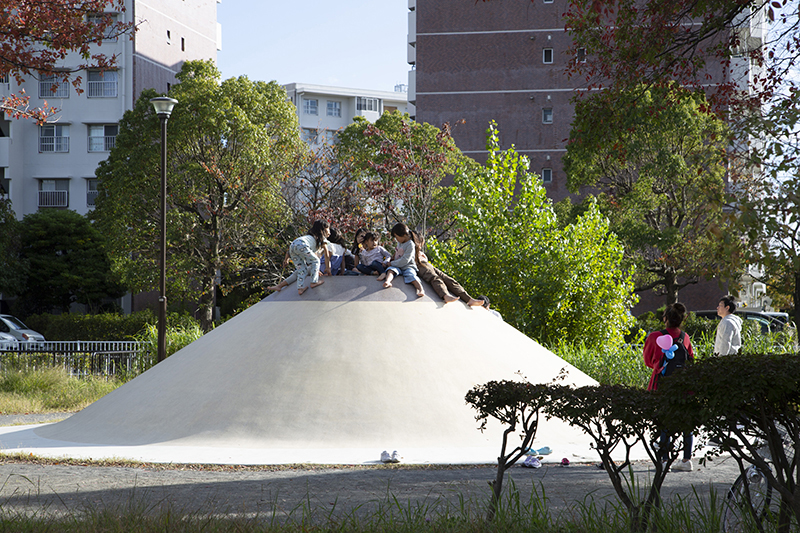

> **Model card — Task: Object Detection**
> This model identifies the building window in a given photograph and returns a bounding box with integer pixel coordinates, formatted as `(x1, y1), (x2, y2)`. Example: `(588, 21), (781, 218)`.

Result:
(39, 73), (69, 98)
(87, 70), (118, 97)
(39, 124), (70, 152)
(324, 129), (338, 144)
(181, 37), (185, 51)
(88, 124), (118, 152)
(87, 13), (118, 41)
(86, 178), (99, 206)
(543, 48), (553, 64)
(38, 179), (69, 208)
(167, 30), (171, 44)
(577, 48), (587, 63)
(543, 0), (554, 3)
(302, 128), (318, 143)
(541, 168), (553, 183)
(303, 98), (318, 115)
(356, 97), (380, 112)
(542, 108), (553, 124)
(327, 100), (341, 117)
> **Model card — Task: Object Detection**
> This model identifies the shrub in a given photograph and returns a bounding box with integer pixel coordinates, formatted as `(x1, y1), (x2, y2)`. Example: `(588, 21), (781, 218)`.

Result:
(23, 311), (200, 341)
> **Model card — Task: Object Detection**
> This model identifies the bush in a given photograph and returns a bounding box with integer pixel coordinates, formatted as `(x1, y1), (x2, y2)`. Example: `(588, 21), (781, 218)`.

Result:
(23, 311), (200, 341)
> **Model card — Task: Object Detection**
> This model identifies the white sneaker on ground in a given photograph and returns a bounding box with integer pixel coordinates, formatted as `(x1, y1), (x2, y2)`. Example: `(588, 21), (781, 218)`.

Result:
(380, 450), (391, 463)
(671, 459), (693, 472)
(390, 450), (400, 463)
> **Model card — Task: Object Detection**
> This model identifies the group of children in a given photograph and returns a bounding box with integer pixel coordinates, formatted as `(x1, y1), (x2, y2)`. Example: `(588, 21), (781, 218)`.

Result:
(267, 220), (488, 309)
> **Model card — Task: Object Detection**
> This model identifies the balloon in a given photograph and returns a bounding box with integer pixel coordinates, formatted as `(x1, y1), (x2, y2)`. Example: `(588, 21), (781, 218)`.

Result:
(656, 334), (673, 350)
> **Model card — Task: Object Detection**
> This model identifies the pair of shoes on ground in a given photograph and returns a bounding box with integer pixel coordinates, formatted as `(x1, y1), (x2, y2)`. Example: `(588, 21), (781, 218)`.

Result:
(521, 456), (542, 468)
(380, 450), (400, 464)
(671, 459), (693, 472)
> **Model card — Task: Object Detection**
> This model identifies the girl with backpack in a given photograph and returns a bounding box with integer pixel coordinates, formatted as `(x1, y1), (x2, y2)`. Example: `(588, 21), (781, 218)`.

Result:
(643, 302), (695, 471)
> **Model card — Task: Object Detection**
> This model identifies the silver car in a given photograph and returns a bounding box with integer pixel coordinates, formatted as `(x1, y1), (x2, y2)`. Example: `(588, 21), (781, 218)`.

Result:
(0, 315), (46, 342)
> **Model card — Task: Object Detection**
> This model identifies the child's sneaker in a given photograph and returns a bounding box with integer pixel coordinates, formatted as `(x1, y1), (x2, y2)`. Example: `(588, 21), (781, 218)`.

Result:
(521, 456), (542, 468)
(390, 450), (401, 463)
(380, 450), (391, 463)
(671, 459), (693, 472)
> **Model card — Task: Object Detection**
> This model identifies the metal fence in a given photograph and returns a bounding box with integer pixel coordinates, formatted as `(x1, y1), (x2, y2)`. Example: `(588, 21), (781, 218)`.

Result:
(0, 341), (147, 378)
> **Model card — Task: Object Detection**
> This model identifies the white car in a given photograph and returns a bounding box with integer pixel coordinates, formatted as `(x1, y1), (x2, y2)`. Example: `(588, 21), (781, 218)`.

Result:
(0, 315), (46, 342)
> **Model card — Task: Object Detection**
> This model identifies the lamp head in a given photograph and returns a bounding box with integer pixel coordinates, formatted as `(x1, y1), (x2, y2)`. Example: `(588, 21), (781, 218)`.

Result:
(150, 97), (178, 118)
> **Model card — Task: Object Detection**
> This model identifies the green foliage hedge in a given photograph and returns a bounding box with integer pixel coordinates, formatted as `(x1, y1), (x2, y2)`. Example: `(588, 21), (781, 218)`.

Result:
(24, 311), (200, 341)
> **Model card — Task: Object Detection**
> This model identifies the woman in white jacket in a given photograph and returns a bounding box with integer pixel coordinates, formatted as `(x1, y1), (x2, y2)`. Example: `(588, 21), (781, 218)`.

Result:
(715, 295), (743, 355)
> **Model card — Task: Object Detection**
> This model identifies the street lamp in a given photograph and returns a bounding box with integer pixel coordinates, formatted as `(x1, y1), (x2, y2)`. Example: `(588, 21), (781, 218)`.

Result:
(150, 96), (178, 363)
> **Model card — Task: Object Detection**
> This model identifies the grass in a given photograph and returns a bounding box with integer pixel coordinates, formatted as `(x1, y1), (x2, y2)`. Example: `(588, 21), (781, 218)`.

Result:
(0, 367), (120, 414)
(0, 479), (742, 532)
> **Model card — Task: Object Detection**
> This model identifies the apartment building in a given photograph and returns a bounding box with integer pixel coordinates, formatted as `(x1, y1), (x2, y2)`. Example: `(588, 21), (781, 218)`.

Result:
(0, 0), (221, 220)
(407, 0), (764, 312)
(283, 83), (409, 146)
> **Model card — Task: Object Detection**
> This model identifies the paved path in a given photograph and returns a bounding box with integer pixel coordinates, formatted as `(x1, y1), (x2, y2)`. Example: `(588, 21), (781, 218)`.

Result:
(0, 414), (743, 521)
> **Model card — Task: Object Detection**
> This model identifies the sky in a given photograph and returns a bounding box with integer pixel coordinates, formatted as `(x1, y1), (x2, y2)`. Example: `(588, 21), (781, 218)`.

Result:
(216, 1), (410, 92)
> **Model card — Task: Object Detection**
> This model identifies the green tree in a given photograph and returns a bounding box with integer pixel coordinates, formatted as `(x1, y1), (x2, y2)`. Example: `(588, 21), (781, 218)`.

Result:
(0, 198), (27, 297)
(18, 209), (124, 314)
(93, 60), (304, 331)
(430, 122), (636, 349)
(337, 112), (463, 235)
(563, 85), (736, 306)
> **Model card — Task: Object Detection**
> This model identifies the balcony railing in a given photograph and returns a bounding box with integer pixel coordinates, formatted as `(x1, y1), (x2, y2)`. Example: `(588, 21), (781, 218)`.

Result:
(87, 81), (118, 98)
(39, 81), (69, 98)
(38, 190), (68, 208)
(39, 136), (69, 152)
(87, 189), (99, 206)
(88, 135), (116, 152)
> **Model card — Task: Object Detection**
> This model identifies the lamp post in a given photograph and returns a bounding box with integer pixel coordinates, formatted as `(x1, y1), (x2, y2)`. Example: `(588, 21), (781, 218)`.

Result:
(150, 97), (178, 363)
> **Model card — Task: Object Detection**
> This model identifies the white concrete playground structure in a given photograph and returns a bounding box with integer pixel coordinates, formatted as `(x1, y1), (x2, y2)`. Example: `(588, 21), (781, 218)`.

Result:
(2, 276), (613, 465)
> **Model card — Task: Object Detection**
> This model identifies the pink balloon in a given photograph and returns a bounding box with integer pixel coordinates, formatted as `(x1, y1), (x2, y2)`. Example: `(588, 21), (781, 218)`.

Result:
(656, 335), (674, 350)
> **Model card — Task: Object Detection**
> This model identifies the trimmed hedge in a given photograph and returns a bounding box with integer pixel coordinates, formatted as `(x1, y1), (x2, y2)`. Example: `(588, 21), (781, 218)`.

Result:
(24, 311), (200, 341)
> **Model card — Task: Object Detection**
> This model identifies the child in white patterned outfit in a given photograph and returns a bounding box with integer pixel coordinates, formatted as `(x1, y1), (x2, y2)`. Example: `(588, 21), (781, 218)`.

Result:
(377, 223), (425, 298)
(267, 220), (330, 295)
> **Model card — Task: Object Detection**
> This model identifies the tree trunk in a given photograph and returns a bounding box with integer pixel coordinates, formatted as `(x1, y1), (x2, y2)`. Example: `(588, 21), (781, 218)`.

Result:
(664, 270), (679, 306)
(197, 276), (214, 333)
(794, 270), (800, 331)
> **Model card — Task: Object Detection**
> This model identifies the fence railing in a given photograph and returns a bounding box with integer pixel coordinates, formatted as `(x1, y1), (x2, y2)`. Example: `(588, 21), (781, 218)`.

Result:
(0, 341), (148, 378)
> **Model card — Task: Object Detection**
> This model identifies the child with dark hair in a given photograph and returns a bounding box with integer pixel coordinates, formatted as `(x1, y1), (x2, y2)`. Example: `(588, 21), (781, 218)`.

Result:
(642, 302), (695, 472)
(715, 295), (742, 355)
(356, 232), (391, 275)
(377, 223), (425, 298)
(320, 228), (353, 276)
(267, 220), (330, 295)
(417, 241), (483, 306)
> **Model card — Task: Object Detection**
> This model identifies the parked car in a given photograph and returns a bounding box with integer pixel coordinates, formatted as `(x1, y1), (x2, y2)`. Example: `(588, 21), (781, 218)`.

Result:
(694, 309), (786, 334)
(0, 331), (17, 349)
(0, 315), (46, 342)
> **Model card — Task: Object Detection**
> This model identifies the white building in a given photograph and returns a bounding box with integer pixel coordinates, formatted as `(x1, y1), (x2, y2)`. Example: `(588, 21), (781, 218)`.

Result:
(0, 0), (221, 220)
(283, 83), (409, 146)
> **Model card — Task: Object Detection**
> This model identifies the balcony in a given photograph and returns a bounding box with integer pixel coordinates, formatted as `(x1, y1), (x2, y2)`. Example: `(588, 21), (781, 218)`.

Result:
(39, 136), (69, 153)
(0, 137), (9, 167)
(39, 81), (69, 99)
(38, 190), (68, 208)
(88, 135), (116, 152)
(87, 81), (118, 98)
(86, 189), (99, 206)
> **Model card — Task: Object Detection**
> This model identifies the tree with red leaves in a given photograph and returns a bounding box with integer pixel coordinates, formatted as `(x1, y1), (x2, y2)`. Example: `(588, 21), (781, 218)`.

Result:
(337, 112), (464, 238)
(0, 0), (131, 122)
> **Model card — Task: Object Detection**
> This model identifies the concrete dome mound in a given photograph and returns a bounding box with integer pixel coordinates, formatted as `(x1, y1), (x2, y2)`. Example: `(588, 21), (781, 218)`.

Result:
(34, 276), (598, 464)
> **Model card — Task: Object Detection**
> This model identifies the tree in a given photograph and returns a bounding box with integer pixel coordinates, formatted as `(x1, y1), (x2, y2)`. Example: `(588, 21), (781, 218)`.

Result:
(0, 198), (27, 296)
(430, 122), (637, 350)
(337, 112), (462, 236)
(93, 60), (305, 331)
(0, 0), (131, 122)
(563, 85), (736, 305)
(17, 209), (124, 314)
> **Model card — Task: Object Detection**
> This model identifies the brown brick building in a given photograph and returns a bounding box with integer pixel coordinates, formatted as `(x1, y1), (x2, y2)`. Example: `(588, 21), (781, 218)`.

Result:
(406, 0), (737, 313)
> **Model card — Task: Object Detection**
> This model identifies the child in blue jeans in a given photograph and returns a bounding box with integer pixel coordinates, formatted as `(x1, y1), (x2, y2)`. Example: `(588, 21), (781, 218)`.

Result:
(356, 232), (392, 275)
(377, 223), (425, 298)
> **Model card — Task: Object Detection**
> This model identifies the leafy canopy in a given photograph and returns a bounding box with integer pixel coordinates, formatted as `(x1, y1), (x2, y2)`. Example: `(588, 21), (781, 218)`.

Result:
(430, 122), (637, 349)
(93, 60), (304, 330)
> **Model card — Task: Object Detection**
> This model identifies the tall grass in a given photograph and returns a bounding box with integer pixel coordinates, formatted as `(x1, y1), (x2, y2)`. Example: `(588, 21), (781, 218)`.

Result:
(0, 480), (735, 532)
(550, 341), (651, 387)
(0, 367), (120, 413)
(133, 322), (205, 369)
